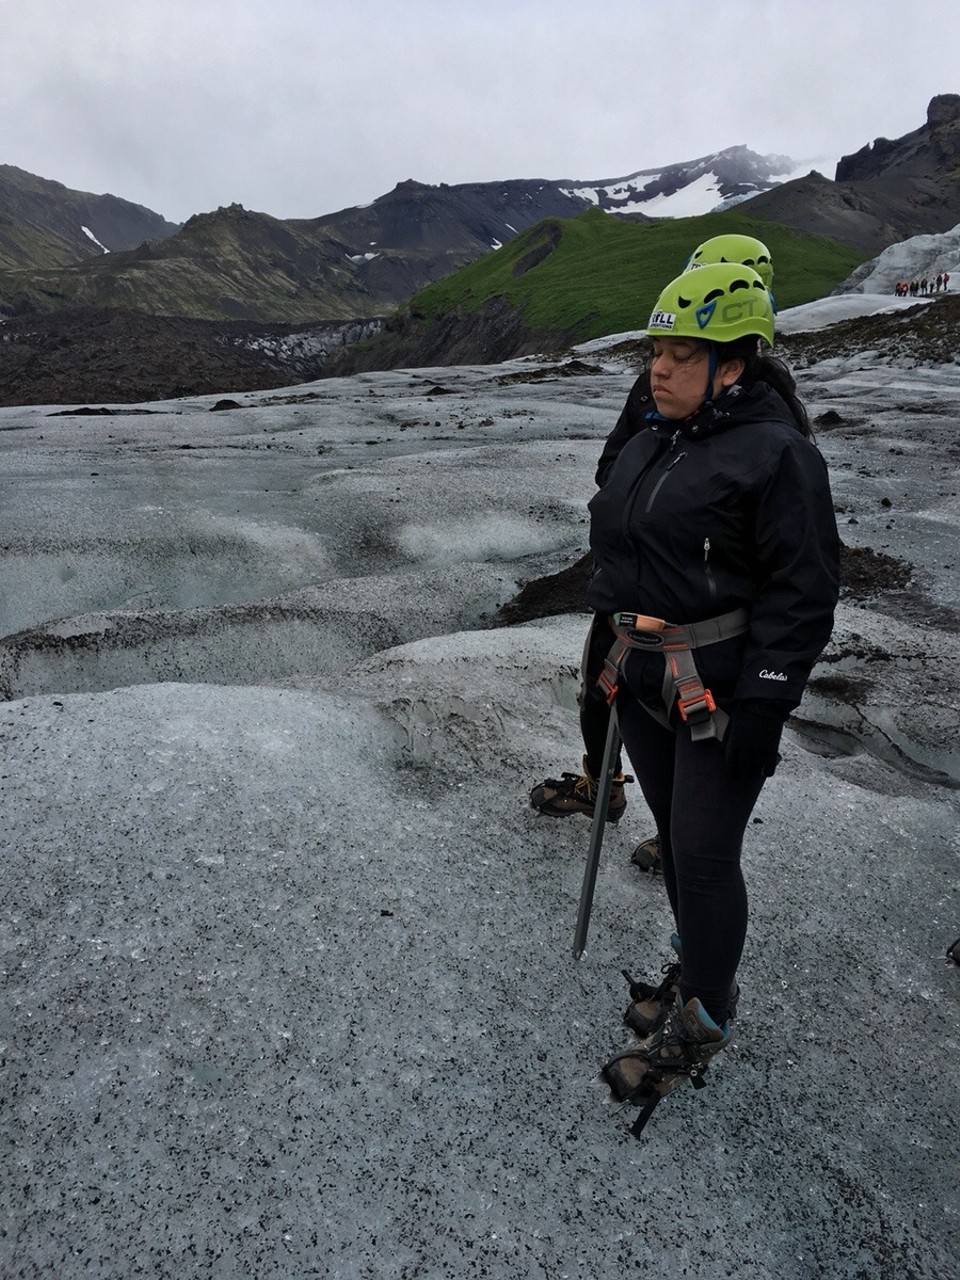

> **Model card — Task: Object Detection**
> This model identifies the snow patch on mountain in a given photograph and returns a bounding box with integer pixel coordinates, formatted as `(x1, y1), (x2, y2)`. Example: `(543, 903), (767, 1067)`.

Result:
(562, 172), (726, 217)
(81, 225), (110, 253)
(634, 172), (736, 218)
(559, 146), (809, 220)
(561, 169), (737, 219)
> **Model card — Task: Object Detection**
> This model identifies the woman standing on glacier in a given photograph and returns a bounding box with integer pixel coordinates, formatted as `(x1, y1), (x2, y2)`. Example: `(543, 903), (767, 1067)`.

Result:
(530, 233), (778, 875)
(588, 261), (840, 1105)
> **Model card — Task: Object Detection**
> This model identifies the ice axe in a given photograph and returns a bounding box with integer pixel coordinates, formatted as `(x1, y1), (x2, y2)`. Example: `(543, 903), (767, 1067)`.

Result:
(572, 710), (621, 960)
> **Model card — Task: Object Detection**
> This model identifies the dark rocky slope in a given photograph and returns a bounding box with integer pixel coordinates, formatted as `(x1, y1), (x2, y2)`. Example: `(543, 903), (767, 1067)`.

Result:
(745, 94), (960, 255)
(0, 308), (381, 406)
(0, 165), (180, 270)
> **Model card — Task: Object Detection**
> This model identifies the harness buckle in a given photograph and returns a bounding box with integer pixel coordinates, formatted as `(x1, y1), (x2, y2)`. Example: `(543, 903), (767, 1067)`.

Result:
(597, 669), (619, 706)
(677, 688), (717, 725)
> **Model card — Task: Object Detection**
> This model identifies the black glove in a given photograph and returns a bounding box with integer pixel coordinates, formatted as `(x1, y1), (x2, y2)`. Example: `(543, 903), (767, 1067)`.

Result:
(723, 699), (792, 779)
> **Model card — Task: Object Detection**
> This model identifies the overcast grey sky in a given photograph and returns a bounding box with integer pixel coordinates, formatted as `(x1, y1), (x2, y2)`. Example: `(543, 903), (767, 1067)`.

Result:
(2, 0), (958, 225)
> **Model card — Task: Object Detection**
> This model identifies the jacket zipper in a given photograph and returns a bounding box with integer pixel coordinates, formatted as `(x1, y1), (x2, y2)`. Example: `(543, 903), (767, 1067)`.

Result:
(703, 536), (718, 602)
(642, 450), (686, 509)
(643, 434), (687, 515)
(618, 431), (672, 539)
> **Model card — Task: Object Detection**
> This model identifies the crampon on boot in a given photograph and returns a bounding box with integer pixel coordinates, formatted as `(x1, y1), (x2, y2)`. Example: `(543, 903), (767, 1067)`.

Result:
(529, 758), (632, 824)
(602, 996), (731, 1136)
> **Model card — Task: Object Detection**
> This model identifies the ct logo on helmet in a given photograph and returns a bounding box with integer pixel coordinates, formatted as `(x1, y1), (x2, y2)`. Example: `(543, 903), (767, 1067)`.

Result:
(720, 296), (767, 323)
(647, 309), (676, 330)
(695, 294), (767, 331)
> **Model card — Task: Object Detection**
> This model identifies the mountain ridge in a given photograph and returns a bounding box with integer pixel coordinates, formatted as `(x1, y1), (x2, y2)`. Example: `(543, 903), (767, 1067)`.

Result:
(4, 95), (960, 326)
(4, 96), (960, 327)
(744, 93), (960, 254)
(0, 164), (181, 272)
(4, 96), (960, 403)
(0, 145), (795, 322)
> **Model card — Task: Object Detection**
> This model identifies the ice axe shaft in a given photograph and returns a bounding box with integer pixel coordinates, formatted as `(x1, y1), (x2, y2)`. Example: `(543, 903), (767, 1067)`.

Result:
(572, 711), (621, 961)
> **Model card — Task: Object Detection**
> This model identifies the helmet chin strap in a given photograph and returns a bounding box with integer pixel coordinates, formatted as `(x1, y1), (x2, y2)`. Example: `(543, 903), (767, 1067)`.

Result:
(700, 343), (719, 410)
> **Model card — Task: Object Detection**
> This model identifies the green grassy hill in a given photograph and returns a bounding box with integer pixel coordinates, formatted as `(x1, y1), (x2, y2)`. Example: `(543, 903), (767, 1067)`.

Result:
(409, 206), (866, 340)
(326, 207), (866, 376)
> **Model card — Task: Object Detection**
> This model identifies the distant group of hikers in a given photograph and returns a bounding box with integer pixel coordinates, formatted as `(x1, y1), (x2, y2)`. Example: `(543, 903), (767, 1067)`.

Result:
(530, 234), (840, 1112)
(894, 271), (950, 296)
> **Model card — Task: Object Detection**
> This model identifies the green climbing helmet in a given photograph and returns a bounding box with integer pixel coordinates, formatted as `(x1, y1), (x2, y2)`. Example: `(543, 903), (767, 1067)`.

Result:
(646, 262), (775, 347)
(685, 233), (774, 288)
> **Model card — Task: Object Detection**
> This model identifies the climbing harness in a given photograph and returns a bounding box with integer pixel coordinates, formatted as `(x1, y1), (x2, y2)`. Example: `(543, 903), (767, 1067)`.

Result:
(597, 608), (749, 742)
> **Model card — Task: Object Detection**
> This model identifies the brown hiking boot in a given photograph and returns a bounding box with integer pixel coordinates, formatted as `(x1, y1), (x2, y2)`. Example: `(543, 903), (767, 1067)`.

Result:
(623, 962), (681, 1037)
(624, 934), (739, 1037)
(630, 834), (661, 873)
(529, 758), (631, 824)
(603, 996), (732, 1104)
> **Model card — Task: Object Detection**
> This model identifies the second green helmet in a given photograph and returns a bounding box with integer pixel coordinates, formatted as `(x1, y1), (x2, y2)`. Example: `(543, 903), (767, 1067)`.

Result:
(685, 233), (774, 288)
(646, 262), (775, 347)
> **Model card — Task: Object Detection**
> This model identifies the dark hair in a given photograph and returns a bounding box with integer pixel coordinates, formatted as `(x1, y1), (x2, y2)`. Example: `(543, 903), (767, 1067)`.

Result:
(713, 336), (812, 437)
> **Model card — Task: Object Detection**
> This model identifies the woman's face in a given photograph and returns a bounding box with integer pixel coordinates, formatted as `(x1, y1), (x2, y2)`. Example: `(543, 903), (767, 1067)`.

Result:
(649, 337), (743, 420)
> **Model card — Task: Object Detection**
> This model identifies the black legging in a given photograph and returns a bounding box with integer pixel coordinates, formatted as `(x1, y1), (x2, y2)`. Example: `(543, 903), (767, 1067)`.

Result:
(617, 693), (766, 1026)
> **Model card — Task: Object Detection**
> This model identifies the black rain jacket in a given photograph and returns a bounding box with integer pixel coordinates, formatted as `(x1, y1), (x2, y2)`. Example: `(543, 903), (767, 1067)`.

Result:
(585, 380), (840, 712)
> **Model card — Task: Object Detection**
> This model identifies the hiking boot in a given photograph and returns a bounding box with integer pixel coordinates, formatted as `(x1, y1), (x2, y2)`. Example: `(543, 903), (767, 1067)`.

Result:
(623, 962), (681, 1037)
(603, 996), (731, 1104)
(623, 932), (683, 1036)
(623, 934), (739, 1036)
(529, 758), (632, 823)
(630, 834), (661, 873)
